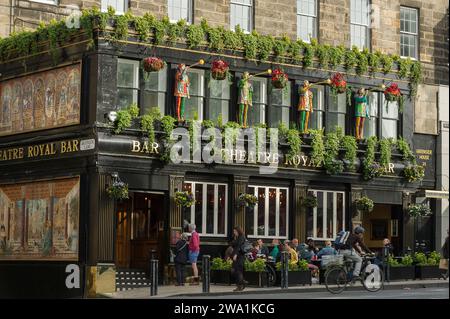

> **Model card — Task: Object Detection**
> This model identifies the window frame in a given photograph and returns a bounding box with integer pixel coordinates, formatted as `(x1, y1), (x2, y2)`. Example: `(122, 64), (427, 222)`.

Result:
(400, 6), (419, 60)
(308, 189), (346, 241)
(101, 0), (128, 15)
(183, 181), (229, 237)
(247, 76), (267, 127)
(141, 68), (168, 116)
(205, 71), (231, 123)
(30, 0), (58, 5)
(296, 0), (318, 42)
(167, 0), (193, 24)
(246, 185), (289, 239)
(381, 95), (400, 139)
(230, 0), (254, 33)
(326, 87), (347, 133)
(268, 81), (291, 128)
(117, 58), (140, 108)
(350, 0), (371, 50)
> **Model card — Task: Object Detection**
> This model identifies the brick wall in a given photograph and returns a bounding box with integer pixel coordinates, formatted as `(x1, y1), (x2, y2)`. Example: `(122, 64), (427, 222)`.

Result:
(193, 0), (229, 29)
(318, 0), (350, 47)
(254, 0), (297, 39)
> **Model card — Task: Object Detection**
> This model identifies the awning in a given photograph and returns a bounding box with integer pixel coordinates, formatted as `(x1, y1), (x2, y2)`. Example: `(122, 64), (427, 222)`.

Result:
(416, 190), (449, 199)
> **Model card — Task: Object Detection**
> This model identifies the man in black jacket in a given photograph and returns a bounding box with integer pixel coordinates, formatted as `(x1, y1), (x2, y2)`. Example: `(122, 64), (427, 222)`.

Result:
(339, 226), (371, 281)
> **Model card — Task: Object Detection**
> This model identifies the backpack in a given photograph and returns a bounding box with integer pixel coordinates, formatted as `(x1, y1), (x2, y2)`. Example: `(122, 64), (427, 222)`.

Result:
(241, 239), (253, 254)
(334, 230), (351, 250)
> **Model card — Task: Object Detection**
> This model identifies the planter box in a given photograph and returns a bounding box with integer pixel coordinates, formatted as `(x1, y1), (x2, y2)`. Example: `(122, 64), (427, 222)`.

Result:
(211, 270), (232, 285)
(244, 271), (268, 287)
(415, 265), (444, 280)
(387, 266), (415, 281)
(276, 270), (312, 286)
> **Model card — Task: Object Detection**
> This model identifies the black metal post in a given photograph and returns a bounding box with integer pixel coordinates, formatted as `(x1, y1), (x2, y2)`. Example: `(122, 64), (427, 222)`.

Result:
(202, 255), (210, 293)
(383, 246), (390, 283)
(150, 259), (158, 296)
(281, 251), (289, 289)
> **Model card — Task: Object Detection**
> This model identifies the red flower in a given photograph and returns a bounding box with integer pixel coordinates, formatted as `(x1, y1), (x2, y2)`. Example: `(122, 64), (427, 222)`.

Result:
(211, 59), (229, 72)
(143, 57), (165, 72)
(384, 83), (401, 96)
(271, 68), (288, 81)
(331, 73), (346, 88)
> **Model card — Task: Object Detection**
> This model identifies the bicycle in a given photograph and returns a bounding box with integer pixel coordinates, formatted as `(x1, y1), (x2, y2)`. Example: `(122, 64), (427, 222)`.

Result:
(324, 253), (384, 294)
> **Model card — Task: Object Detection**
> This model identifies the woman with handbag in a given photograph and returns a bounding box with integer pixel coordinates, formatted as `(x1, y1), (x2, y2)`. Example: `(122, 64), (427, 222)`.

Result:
(174, 233), (189, 286)
(440, 230), (449, 280)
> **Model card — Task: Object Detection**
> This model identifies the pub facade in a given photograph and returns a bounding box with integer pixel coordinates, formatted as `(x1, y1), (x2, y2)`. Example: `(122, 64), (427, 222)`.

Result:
(0, 8), (440, 297)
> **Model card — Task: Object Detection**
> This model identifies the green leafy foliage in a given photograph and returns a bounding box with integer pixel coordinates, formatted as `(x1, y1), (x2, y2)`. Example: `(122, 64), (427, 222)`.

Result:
(244, 258), (266, 272)
(341, 135), (357, 171)
(355, 196), (374, 213)
(186, 23), (205, 48)
(379, 138), (393, 168)
(309, 129), (325, 167)
(362, 136), (382, 180)
(323, 130), (344, 175)
(211, 258), (232, 271)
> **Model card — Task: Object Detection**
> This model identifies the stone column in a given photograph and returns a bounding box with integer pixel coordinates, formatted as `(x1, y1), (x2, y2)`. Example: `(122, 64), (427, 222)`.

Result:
(293, 181), (308, 241)
(233, 176), (248, 231)
(169, 175), (184, 229)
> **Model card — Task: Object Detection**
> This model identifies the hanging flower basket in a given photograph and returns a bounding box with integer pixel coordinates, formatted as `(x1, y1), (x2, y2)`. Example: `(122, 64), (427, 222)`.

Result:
(107, 181), (129, 200)
(408, 204), (432, 218)
(271, 68), (288, 89)
(143, 57), (166, 72)
(238, 193), (258, 207)
(301, 194), (318, 208)
(330, 73), (347, 94)
(355, 196), (374, 213)
(211, 59), (230, 80)
(384, 83), (404, 113)
(174, 191), (195, 208)
(403, 164), (425, 183)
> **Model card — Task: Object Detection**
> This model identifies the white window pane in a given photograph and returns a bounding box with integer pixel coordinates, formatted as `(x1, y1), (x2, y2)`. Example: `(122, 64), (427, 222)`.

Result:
(363, 115), (377, 138)
(382, 120), (397, 139)
(382, 99), (399, 118)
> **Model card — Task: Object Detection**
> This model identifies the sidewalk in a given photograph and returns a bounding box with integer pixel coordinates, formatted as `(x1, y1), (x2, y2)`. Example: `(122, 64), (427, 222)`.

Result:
(106, 278), (449, 299)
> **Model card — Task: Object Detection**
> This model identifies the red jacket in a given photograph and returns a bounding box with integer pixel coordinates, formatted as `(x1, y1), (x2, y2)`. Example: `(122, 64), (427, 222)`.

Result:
(189, 231), (200, 253)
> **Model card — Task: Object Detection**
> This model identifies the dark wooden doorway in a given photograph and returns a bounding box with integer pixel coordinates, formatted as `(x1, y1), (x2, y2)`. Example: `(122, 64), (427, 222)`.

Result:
(115, 192), (166, 270)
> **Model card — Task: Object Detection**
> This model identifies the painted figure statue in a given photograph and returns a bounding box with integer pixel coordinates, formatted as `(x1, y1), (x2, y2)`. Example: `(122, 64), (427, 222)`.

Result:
(354, 87), (370, 140)
(237, 72), (253, 128)
(298, 80), (313, 133)
(174, 63), (190, 122)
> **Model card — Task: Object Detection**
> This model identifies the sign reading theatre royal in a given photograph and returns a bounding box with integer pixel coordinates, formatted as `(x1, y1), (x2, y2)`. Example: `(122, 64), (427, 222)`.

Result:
(0, 63), (81, 136)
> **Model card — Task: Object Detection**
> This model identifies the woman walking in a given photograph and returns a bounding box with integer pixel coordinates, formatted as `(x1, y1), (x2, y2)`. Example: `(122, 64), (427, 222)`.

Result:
(174, 233), (189, 286)
(231, 226), (246, 292)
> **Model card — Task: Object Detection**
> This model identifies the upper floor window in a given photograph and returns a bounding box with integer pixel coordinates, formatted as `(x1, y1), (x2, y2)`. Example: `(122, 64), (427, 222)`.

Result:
(327, 92), (347, 133)
(297, 0), (317, 42)
(247, 77), (266, 127)
(307, 85), (324, 130)
(400, 7), (418, 59)
(363, 92), (378, 138)
(268, 83), (291, 128)
(306, 190), (345, 240)
(207, 74), (230, 124)
(102, 0), (128, 14)
(230, 0), (253, 33)
(245, 186), (289, 239)
(350, 0), (370, 50)
(30, 0), (58, 5)
(183, 182), (228, 236)
(168, 0), (193, 23)
(381, 96), (399, 139)
(184, 68), (205, 120)
(117, 59), (139, 109)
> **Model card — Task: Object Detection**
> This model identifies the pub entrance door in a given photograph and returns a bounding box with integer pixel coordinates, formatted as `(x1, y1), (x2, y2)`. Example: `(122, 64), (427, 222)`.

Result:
(115, 192), (166, 270)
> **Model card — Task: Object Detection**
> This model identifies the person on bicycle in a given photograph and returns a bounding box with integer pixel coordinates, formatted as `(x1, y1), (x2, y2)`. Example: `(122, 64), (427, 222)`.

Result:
(339, 226), (371, 281)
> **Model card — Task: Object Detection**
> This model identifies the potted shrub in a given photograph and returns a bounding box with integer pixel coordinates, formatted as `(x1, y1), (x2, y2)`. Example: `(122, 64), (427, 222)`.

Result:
(355, 196), (374, 213)
(275, 259), (312, 286)
(211, 258), (232, 285)
(414, 251), (443, 279)
(244, 258), (268, 287)
(387, 255), (415, 281)
(174, 191), (195, 208)
(106, 180), (129, 200)
(238, 193), (258, 208)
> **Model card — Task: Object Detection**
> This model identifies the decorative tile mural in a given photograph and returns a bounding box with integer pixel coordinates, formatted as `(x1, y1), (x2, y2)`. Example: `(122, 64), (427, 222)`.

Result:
(0, 64), (81, 136)
(0, 177), (80, 260)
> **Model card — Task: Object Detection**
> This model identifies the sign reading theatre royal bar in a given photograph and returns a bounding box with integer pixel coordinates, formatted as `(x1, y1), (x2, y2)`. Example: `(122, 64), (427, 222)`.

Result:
(0, 63), (81, 136)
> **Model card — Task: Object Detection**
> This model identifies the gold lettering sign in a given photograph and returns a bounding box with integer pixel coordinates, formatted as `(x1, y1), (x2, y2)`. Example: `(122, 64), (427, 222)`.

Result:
(131, 140), (160, 154)
(0, 64), (81, 137)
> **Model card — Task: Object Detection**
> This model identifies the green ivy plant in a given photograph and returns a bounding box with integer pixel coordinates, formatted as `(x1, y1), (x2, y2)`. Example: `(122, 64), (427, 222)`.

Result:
(309, 129), (325, 167)
(403, 164), (425, 182)
(113, 103), (139, 134)
(355, 195), (374, 213)
(379, 138), (393, 168)
(362, 136), (383, 180)
(323, 130), (344, 175)
(341, 135), (358, 171)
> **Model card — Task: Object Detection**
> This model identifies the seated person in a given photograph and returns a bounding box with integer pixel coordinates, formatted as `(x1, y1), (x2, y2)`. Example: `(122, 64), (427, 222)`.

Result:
(283, 240), (299, 264)
(250, 241), (260, 260)
(257, 238), (270, 257)
(224, 245), (234, 261)
(270, 239), (281, 261)
(317, 240), (338, 258)
(291, 238), (300, 253)
(298, 237), (318, 262)
(374, 238), (394, 267)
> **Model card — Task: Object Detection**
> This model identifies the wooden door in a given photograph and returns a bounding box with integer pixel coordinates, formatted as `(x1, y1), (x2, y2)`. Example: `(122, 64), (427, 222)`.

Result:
(116, 199), (132, 268)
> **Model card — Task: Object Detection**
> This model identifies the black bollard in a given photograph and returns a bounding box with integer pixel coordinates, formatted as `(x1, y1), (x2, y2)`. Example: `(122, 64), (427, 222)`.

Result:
(281, 251), (289, 289)
(202, 255), (211, 293)
(150, 259), (158, 296)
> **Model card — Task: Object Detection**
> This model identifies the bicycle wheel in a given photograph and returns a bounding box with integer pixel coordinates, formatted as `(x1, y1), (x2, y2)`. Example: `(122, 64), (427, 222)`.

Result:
(325, 266), (348, 294)
(362, 264), (384, 292)
(265, 264), (276, 287)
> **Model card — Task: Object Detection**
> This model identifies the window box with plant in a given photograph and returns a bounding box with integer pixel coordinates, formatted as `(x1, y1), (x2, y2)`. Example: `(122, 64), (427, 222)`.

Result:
(211, 59), (231, 81)
(211, 258), (232, 285)
(274, 260), (312, 286)
(414, 251), (444, 280)
(174, 191), (195, 208)
(387, 255), (415, 281)
(244, 259), (268, 287)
